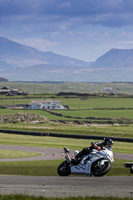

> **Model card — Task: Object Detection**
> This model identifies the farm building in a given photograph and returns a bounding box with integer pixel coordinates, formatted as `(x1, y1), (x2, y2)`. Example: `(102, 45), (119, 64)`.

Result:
(0, 86), (28, 95)
(28, 99), (65, 110)
(0, 86), (18, 95)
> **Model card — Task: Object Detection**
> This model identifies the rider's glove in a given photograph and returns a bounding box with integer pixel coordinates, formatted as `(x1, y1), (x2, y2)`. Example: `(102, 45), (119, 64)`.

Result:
(93, 144), (101, 151)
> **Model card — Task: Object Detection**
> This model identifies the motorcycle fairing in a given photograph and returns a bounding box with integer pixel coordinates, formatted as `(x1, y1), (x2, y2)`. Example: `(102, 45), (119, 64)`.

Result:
(71, 153), (105, 175)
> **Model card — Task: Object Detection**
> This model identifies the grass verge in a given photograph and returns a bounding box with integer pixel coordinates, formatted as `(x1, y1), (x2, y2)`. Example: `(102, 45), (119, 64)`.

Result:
(0, 150), (42, 159)
(0, 159), (132, 176)
(0, 195), (133, 200)
(0, 133), (133, 154)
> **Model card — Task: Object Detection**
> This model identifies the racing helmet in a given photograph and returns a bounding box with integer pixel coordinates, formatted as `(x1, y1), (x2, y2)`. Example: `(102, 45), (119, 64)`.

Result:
(103, 137), (113, 148)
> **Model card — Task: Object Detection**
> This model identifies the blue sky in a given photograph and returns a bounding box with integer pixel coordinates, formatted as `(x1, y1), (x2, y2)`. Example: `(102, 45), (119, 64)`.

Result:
(1, 0), (133, 62)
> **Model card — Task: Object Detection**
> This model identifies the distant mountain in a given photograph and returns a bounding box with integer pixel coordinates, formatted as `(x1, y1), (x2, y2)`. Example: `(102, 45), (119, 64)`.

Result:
(0, 77), (8, 82)
(0, 37), (93, 81)
(0, 37), (90, 68)
(1, 36), (133, 82)
(90, 48), (133, 68)
(88, 48), (133, 82)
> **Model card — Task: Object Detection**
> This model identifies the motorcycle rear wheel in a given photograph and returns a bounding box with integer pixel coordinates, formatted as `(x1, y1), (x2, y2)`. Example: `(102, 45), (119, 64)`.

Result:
(91, 160), (111, 176)
(57, 160), (71, 176)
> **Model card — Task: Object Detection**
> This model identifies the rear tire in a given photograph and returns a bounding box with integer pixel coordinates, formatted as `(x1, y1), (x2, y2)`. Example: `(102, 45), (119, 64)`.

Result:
(57, 161), (71, 176)
(91, 160), (111, 177)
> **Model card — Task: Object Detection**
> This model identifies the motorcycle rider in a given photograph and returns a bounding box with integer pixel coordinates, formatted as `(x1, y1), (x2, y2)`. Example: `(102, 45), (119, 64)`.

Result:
(71, 137), (113, 164)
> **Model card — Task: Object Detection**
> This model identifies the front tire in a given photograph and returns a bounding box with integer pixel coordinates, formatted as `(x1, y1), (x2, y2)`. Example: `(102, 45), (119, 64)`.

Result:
(91, 160), (111, 177)
(57, 161), (71, 176)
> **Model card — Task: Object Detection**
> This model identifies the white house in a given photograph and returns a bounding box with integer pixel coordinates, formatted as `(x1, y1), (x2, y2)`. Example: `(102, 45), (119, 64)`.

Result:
(28, 99), (64, 110)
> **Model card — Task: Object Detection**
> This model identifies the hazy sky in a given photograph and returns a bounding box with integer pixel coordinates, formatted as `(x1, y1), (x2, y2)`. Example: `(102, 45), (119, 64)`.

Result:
(1, 0), (133, 62)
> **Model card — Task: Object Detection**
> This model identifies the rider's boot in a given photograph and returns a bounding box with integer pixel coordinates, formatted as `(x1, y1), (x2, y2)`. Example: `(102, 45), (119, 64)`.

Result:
(65, 155), (71, 163)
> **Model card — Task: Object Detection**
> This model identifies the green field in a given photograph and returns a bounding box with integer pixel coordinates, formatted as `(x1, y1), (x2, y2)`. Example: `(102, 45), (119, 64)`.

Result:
(60, 97), (133, 109)
(1, 81), (133, 94)
(54, 109), (133, 119)
(1, 96), (133, 109)
(0, 86), (133, 129)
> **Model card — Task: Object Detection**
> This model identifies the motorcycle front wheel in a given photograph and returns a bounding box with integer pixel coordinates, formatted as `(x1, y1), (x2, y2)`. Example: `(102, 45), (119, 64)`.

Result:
(91, 160), (111, 177)
(57, 160), (71, 176)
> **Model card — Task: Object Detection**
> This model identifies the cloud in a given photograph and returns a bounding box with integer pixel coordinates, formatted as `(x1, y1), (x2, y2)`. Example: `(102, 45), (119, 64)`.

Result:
(1, 0), (133, 29)
(1, 0), (133, 62)
(120, 40), (133, 44)
(59, 1), (71, 8)
(13, 37), (59, 52)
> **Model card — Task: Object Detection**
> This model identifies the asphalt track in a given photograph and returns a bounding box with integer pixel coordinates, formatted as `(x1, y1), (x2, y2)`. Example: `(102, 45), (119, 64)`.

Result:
(0, 176), (133, 197)
(0, 144), (133, 197)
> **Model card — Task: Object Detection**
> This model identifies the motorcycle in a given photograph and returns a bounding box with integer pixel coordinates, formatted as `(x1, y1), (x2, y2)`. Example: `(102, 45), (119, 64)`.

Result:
(57, 147), (114, 177)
